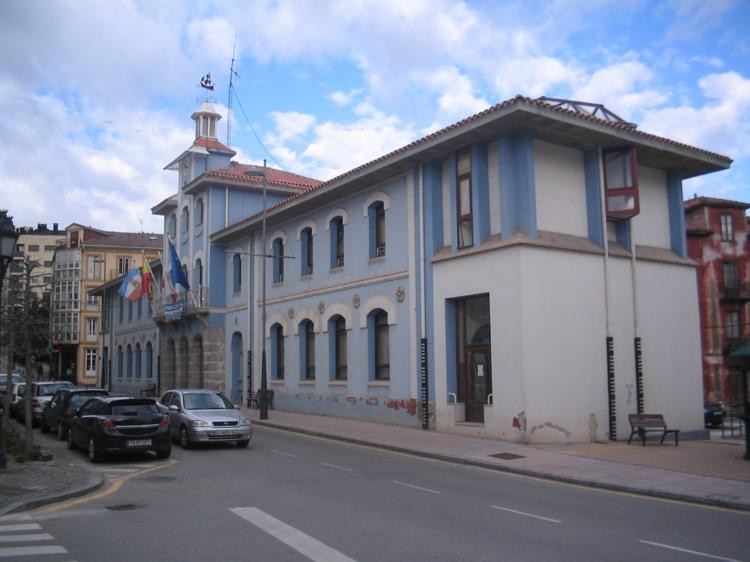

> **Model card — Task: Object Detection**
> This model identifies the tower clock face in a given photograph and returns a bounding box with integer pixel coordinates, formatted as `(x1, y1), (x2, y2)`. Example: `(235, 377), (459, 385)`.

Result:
(181, 158), (190, 185)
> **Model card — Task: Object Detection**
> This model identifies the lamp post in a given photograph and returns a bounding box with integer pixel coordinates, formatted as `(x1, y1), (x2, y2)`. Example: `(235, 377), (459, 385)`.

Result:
(0, 210), (18, 469)
(245, 161), (269, 420)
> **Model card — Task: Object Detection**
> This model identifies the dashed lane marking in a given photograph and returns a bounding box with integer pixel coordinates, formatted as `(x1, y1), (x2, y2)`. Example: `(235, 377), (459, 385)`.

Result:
(391, 480), (440, 495)
(490, 505), (561, 523)
(638, 540), (742, 561)
(320, 462), (353, 472)
(231, 507), (357, 562)
(271, 449), (297, 458)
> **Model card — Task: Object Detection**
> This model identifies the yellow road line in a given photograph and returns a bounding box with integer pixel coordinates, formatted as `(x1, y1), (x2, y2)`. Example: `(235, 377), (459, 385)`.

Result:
(42, 460), (177, 513)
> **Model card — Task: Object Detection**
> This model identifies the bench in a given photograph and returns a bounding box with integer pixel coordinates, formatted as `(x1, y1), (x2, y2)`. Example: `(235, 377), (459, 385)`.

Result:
(249, 389), (274, 410)
(139, 383), (157, 398)
(627, 413), (680, 446)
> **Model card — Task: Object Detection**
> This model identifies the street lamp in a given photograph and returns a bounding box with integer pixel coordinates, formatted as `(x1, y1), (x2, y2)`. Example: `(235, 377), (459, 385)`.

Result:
(0, 209), (18, 469)
(245, 161), (269, 420)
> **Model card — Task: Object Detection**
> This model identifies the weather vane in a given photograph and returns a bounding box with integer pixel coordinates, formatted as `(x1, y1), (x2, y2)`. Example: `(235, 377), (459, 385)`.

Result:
(200, 73), (215, 91)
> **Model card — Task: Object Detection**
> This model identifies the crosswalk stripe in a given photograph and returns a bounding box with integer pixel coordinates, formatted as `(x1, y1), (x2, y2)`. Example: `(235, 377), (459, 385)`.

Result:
(0, 545), (68, 558)
(0, 524), (41, 532)
(0, 533), (54, 543)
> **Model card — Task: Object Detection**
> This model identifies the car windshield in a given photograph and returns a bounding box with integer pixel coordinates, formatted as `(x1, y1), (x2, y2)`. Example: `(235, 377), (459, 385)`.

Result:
(183, 392), (233, 410)
(39, 383), (75, 396)
(70, 392), (107, 409)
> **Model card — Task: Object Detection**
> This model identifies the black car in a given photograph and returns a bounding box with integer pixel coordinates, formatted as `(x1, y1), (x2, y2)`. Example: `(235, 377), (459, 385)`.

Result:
(67, 396), (171, 462)
(40, 388), (109, 439)
(704, 402), (727, 427)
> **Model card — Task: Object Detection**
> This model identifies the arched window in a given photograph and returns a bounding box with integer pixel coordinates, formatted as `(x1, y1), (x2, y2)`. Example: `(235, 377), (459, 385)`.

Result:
(195, 198), (204, 226)
(369, 309), (390, 381)
(271, 323), (285, 380)
(145, 342), (153, 379)
(330, 216), (344, 269)
(168, 214), (177, 238)
(126, 344), (133, 378)
(193, 258), (203, 289)
(135, 343), (142, 379)
(181, 206), (189, 234)
(368, 202), (386, 258)
(329, 315), (347, 380)
(117, 346), (123, 379)
(233, 253), (242, 292)
(273, 238), (284, 283)
(301, 227), (313, 276)
(299, 319), (315, 380)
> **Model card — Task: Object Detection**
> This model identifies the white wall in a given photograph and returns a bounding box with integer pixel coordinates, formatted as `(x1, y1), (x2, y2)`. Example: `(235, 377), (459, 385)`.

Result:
(632, 166), (670, 249)
(534, 140), (588, 237)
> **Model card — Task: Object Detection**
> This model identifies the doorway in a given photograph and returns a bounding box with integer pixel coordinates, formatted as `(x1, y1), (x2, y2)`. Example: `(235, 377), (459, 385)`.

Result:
(455, 294), (491, 423)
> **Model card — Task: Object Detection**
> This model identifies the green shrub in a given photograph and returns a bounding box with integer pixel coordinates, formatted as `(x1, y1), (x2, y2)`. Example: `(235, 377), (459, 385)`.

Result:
(1, 424), (53, 462)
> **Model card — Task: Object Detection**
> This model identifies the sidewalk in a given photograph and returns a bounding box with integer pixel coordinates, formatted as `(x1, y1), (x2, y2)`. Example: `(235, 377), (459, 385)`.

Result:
(245, 408), (750, 511)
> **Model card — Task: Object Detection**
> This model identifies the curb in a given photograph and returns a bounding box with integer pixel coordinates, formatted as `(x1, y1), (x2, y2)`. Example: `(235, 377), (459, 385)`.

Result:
(255, 420), (750, 513)
(0, 470), (105, 516)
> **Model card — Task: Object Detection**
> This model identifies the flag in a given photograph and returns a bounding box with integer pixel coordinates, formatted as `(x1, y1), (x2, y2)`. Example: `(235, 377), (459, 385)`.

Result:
(141, 259), (155, 301)
(168, 237), (190, 290)
(119, 267), (144, 301)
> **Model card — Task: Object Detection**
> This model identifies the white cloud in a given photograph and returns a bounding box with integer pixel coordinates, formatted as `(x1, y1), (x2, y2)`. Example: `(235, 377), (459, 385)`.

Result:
(268, 111), (316, 142)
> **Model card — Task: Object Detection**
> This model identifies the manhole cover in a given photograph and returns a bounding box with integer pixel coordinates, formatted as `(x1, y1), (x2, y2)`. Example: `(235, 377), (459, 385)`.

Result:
(106, 503), (143, 511)
(489, 452), (525, 460)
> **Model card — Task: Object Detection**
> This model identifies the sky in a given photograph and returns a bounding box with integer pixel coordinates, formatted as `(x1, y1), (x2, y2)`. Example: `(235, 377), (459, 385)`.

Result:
(1, 0), (749, 234)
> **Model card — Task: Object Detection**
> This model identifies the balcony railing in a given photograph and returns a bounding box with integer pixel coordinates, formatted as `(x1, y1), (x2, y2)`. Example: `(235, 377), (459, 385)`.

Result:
(153, 287), (209, 321)
(721, 282), (750, 302)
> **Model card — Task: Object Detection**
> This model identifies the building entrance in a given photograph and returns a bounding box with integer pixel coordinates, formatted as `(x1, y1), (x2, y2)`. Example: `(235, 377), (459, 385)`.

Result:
(455, 294), (492, 423)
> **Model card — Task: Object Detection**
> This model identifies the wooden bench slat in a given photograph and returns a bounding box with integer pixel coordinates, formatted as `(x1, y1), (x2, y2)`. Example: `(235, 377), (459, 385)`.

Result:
(627, 413), (679, 446)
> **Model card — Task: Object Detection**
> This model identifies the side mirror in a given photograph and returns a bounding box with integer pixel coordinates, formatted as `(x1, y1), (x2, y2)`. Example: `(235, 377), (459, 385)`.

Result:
(75, 410), (83, 417)
(169, 404), (179, 412)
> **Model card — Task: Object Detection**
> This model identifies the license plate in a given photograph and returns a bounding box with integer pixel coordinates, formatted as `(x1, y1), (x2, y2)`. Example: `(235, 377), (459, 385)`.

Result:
(210, 430), (238, 436)
(126, 439), (152, 447)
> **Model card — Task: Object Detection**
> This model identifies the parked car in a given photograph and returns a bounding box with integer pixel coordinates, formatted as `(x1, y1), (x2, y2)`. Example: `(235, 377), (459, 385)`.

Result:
(159, 389), (252, 449)
(16, 381), (75, 426)
(41, 388), (109, 439)
(4, 382), (25, 419)
(0, 373), (22, 394)
(10, 383), (25, 419)
(704, 402), (727, 427)
(67, 396), (171, 462)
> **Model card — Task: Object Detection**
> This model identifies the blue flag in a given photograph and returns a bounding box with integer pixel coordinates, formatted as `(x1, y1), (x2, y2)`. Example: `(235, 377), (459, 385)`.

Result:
(168, 237), (190, 290)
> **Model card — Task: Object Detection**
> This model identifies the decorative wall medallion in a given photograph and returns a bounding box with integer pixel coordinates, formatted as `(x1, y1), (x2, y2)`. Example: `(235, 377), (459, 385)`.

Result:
(352, 293), (360, 309)
(318, 301), (325, 314)
(396, 286), (405, 302)
(288, 306), (294, 319)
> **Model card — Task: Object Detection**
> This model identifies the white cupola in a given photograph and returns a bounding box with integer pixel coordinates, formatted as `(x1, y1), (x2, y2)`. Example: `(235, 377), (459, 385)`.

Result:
(191, 101), (221, 140)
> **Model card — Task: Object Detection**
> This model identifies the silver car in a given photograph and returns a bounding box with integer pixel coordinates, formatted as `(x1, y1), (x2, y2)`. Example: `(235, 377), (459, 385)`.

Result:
(159, 389), (252, 449)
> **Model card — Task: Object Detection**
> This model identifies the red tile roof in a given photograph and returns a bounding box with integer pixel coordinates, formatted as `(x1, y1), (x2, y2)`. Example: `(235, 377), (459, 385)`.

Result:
(194, 136), (235, 154)
(684, 196), (750, 211)
(206, 162), (322, 191)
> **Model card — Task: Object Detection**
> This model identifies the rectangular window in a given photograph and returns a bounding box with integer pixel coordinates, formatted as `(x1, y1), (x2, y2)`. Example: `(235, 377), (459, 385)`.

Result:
(306, 328), (315, 380)
(603, 147), (640, 220)
(375, 206), (385, 256)
(724, 262), (739, 289)
(87, 294), (99, 307)
(720, 214), (734, 242)
(335, 319), (347, 380)
(87, 318), (97, 337)
(456, 150), (474, 248)
(87, 255), (104, 280)
(85, 349), (97, 373)
(45, 245), (57, 252)
(28, 244), (40, 252)
(726, 310), (741, 340)
(118, 256), (130, 276)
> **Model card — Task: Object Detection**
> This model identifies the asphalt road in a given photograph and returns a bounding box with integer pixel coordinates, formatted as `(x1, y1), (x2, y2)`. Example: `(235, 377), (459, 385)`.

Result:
(4, 424), (749, 561)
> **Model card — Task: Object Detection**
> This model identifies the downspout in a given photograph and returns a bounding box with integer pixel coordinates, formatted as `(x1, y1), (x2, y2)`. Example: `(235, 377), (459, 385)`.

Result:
(598, 148), (617, 441)
(630, 222), (644, 414)
(418, 162), (429, 430)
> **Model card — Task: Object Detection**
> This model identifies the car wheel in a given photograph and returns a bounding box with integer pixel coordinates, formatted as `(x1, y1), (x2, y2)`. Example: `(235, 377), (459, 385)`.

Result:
(156, 447), (171, 459)
(88, 436), (102, 463)
(179, 427), (192, 449)
(56, 421), (66, 441)
(67, 429), (76, 450)
(237, 439), (250, 448)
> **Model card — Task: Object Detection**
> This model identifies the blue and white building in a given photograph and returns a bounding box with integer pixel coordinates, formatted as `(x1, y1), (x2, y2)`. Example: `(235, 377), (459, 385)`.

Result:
(152, 96), (731, 443)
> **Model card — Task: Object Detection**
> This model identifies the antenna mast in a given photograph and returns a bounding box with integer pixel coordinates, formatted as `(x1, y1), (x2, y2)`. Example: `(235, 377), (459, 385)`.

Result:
(227, 38), (239, 147)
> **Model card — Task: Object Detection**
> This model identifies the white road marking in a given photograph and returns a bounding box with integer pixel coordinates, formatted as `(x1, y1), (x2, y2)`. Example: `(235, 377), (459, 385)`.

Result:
(320, 462), (353, 472)
(0, 545), (68, 558)
(490, 505), (561, 523)
(0, 514), (31, 523)
(0, 524), (41, 532)
(392, 480), (440, 495)
(638, 540), (742, 561)
(0, 533), (53, 543)
(231, 507), (357, 562)
(271, 449), (297, 458)
(100, 468), (139, 473)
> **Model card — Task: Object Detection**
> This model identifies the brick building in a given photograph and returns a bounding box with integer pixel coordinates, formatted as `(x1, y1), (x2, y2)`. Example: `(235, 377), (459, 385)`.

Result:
(685, 196), (750, 406)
